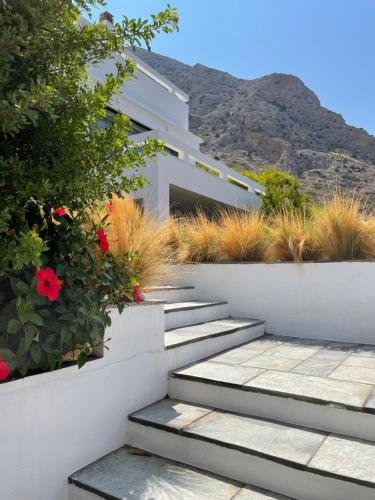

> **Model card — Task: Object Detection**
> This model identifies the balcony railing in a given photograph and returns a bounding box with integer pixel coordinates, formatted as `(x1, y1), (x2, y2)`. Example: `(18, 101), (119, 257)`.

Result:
(131, 129), (265, 195)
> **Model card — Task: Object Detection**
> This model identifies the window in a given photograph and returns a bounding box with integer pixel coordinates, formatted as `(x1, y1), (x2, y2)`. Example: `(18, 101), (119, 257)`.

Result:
(163, 145), (179, 158)
(227, 177), (249, 191)
(128, 118), (151, 135)
(97, 107), (118, 129)
(97, 108), (151, 135)
(195, 161), (221, 178)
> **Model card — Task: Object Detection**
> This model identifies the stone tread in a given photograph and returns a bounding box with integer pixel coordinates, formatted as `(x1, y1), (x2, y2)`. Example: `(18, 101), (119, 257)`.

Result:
(164, 300), (228, 313)
(165, 318), (265, 349)
(69, 445), (291, 499)
(129, 399), (375, 488)
(170, 336), (375, 413)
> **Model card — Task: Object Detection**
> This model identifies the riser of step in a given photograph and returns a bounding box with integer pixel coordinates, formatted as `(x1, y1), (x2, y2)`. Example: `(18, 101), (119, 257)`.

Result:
(167, 323), (265, 371)
(68, 485), (101, 500)
(168, 377), (375, 442)
(126, 420), (375, 500)
(165, 302), (229, 330)
(143, 286), (196, 303)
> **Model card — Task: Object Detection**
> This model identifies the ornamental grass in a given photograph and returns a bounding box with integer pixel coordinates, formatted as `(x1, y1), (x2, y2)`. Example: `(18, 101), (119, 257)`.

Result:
(312, 194), (375, 261)
(174, 210), (221, 263)
(218, 210), (268, 262)
(106, 195), (174, 287)
(266, 210), (318, 262)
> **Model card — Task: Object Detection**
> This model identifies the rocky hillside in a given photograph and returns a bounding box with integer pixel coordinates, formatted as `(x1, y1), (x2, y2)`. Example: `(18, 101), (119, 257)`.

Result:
(134, 48), (375, 205)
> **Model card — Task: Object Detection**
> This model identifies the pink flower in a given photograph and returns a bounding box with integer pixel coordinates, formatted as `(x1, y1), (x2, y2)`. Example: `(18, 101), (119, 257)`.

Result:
(35, 268), (62, 301)
(132, 284), (141, 304)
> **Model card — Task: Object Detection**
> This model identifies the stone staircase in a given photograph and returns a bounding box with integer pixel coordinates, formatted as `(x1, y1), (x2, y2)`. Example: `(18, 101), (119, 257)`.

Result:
(68, 286), (375, 500)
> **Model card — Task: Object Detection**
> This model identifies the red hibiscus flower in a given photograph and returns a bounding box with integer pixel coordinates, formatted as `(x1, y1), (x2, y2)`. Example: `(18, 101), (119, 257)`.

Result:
(0, 357), (10, 381)
(132, 284), (141, 304)
(55, 207), (67, 216)
(35, 268), (62, 301)
(97, 228), (109, 252)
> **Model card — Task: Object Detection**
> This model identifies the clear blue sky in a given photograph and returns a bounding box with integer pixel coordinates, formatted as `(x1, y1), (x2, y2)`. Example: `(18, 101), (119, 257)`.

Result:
(99, 0), (375, 136)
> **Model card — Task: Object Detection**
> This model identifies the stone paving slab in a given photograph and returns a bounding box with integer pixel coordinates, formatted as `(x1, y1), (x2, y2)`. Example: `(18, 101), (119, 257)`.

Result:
(174, 361), (264, 385)
(164, 300), (227, 312)
(342, 355), (375, 369)
(263, 342), (322, 360)
(309, 435), (375, 485)
(329, 365), (375, 385)
(131, 399), (212, 430)
(242, 354), (302, 372)
(365, 388), (375, 410)
(234, 486), (291, 499)
(245, 370), (372, 408)
(70, 446), (292, 500)
(210, 347), (260, 365)
(185, 409), (325, 466)
(291, 350), (348, 377)
(165, 318), (262, 348)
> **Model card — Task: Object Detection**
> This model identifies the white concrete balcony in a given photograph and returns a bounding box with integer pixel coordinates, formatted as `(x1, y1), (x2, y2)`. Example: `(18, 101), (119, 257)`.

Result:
(130, 130), (265, 219)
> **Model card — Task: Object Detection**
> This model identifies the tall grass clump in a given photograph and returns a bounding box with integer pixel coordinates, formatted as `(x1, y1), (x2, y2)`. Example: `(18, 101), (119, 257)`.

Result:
(313, 194), (375, 261)
(266, 211), (317, 262)
(218, 210), (268, 262)
(175, 210), (220, 262)
(106, 195), (174, 287)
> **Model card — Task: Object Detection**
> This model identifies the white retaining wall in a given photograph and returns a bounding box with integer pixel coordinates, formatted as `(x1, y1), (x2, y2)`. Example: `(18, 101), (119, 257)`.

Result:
(0, 302), (167, 500)
(175, 263), (375, 344)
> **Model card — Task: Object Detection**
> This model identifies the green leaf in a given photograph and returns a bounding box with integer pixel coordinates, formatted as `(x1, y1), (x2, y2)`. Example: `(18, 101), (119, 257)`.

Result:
(15, 280), (30, 295)
(0, 348), (16, 361)
(30, 344), (42, 365)
(25, 313), (43, 326)
(77, 350), (88, 369)
(7, 318), (22, 334)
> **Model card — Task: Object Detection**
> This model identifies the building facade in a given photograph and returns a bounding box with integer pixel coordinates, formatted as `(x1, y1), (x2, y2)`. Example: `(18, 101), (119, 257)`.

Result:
(87, 17), (264, 219)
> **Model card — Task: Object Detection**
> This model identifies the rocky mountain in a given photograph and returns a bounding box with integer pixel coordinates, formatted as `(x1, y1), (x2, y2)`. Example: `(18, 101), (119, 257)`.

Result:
(134, 48), (375, 205)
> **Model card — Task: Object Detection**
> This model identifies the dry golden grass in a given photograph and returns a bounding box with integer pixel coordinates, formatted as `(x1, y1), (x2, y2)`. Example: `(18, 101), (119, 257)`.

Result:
(266, 211), (317, 262)
(313, 194), (375, 261)
(106, 195), (174, 287)
(175, 210), (220, 262)
(218, 210), (268, 262)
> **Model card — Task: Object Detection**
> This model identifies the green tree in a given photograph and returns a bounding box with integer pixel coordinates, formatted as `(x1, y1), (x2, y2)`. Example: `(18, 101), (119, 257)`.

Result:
(0, 0), (178, 376)
(0, 0), (178, 274)
(236, 167), (310, 215)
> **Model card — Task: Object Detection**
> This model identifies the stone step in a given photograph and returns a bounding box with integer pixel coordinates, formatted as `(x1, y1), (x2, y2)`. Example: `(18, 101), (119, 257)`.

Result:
(164, 300), (229, 330)
(142, 285), (196, 303)
(166, 318), (265, 371)
(127, 399), (375, 500)
(68, 445), (291, 500)
(169, 335), (375, 442)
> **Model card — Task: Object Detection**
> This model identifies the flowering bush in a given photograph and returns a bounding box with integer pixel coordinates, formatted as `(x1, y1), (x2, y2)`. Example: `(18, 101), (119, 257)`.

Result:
(0, 0), (178, 380)
(0, 209), (139, 377)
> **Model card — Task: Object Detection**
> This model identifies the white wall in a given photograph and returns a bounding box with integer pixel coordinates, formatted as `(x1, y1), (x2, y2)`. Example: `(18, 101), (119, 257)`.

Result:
(175, 263), (375, 344)
(0, 302), (167, 500)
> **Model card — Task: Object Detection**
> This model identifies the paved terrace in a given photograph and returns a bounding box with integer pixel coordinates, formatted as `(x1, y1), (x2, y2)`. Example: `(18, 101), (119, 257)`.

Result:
(172, 334), (375, 412)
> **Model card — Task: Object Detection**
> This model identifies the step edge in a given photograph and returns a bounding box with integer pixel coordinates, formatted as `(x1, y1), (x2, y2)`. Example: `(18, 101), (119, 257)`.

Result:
(164, 301), (228, 313)
(143, 286), (195, 292)
(68, 477), (119, 500)
(128, 415), (375, 490)
(169, 374), (375, 415)
(166, 320), (265, 350)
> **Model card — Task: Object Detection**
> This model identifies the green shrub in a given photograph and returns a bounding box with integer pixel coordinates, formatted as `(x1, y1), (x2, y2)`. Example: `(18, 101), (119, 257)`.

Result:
(0, 0), (178, 378)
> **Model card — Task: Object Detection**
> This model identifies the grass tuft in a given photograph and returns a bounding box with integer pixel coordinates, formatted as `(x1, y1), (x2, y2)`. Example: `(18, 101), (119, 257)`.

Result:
(218, 210), (268, 262)
(107, 195), (173, 287)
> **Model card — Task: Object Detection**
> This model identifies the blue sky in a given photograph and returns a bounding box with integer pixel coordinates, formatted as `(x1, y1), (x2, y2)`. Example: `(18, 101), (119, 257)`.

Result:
(99, 0), (375, 136)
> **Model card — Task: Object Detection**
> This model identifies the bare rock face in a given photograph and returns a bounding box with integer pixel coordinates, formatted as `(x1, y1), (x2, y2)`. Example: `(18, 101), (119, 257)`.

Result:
(134, 48), (375, 205)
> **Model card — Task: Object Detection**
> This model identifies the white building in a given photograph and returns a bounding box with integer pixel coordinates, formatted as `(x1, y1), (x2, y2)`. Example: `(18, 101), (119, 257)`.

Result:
(87, 16), (264, 219)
